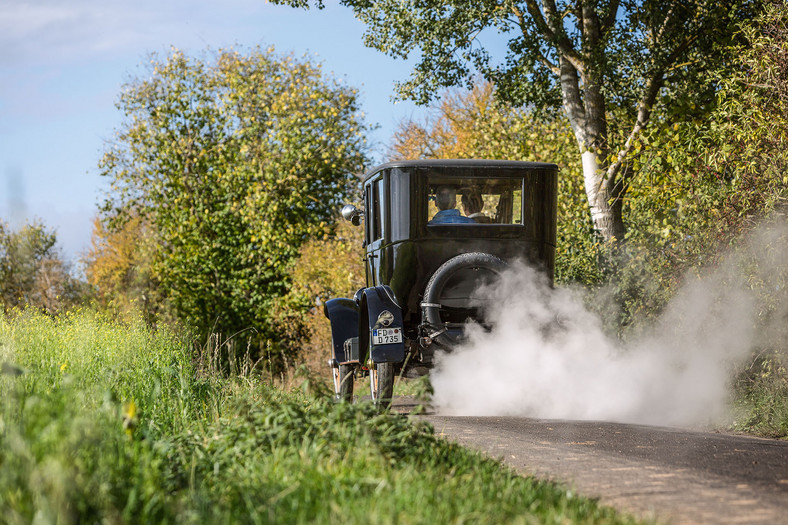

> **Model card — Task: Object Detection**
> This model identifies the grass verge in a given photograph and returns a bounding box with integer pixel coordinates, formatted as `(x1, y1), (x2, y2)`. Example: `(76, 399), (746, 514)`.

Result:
(0, 309), (640, 524)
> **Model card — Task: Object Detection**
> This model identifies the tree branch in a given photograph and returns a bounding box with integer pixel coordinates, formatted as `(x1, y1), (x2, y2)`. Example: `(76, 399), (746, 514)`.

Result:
(510, 5), (560, 74)
(600, 0), (620, 36)
(605, 7), (702, 186)
(559, 57), (586, 143)
(605, 73), (663, 184)
(655, 2), (679, 46)
(523, 0), (585, 74)
(581, 0), (601, 51)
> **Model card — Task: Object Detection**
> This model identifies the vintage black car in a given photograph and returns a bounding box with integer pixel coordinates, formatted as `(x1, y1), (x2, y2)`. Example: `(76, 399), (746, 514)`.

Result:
(324, 159), (558, 406)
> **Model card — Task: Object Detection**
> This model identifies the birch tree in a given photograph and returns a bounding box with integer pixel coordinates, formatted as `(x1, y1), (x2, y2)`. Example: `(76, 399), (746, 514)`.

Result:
(275, 0), (757, 242)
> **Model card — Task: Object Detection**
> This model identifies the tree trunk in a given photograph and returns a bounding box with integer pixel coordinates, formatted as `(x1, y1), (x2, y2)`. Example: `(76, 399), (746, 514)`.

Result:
(558, 55), (627, 244)
(581, 150), (626, 242)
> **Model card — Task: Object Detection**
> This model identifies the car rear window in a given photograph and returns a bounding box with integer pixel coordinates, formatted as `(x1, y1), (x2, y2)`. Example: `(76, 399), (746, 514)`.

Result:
(427, 177), (523, 225)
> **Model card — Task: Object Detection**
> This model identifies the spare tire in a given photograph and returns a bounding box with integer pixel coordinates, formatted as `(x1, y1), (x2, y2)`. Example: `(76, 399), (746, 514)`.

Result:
(421, 252), (507, 348)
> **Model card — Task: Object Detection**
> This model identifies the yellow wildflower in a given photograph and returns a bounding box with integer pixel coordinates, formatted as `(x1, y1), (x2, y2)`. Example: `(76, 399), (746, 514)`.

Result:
(122, 400), (138, 437)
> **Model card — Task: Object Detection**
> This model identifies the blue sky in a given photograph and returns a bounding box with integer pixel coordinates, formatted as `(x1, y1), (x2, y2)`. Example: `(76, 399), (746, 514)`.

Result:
(0, 0), (427, 262)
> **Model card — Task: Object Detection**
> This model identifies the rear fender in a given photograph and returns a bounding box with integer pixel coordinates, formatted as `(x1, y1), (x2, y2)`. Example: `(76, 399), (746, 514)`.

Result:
(323, 298), (359, 364)
(360, 285), (406, 364)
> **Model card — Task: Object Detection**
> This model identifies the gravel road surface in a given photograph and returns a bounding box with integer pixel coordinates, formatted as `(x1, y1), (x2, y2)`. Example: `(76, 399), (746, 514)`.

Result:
(395, 399), (788, 524)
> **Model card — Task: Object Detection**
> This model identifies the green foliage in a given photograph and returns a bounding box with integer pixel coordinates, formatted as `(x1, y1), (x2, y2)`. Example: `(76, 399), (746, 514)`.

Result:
(98, 46), (370, 352)
(601, 0), (788, 330)
(276, 0), (748, 109)
(0, 310), (638, 523)
(701, 0), (788, 218)
(0, 220), (88, 314)
(735, 352), (788, 438)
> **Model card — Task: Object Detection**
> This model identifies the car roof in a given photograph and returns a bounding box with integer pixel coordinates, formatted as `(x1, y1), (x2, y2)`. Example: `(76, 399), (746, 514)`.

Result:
(361, 159), (559, 183)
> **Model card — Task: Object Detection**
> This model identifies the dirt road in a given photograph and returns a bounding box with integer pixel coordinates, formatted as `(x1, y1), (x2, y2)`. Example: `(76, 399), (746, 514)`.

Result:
(398, 400), (788, 523)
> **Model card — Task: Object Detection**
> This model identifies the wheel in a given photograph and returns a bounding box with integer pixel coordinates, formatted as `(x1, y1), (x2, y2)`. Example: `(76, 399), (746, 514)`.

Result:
(422, 252), (507, 347)
(369, 361), (395, 409)
(334, 363), (355, 402)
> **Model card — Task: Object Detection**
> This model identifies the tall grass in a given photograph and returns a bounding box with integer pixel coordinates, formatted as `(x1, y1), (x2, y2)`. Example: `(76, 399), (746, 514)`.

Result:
(0, 309), (638, 524)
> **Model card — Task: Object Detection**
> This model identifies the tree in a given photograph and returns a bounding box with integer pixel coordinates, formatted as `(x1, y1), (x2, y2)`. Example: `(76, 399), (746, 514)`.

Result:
(558, 0), (787, 330)
(84, 215), (160, 323)
(99, 47), (370, 349)
(274, 0), (757, 243)
(623, 0), (787, 268)
(0, 220), (87, 314)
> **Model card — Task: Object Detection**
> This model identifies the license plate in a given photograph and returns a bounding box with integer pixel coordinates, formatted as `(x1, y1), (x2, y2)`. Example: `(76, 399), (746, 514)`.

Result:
(372, 328), (403, 345)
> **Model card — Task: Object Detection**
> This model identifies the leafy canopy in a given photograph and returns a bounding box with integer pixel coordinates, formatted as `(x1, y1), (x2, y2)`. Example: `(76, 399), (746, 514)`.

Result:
(98, 46), (370, 346)
(276, 0), (751, 124)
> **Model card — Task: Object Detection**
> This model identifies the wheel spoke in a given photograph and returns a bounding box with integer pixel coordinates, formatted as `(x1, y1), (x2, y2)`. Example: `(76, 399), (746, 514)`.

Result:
(369, 361), (395, 409)
(332, 367), (341, 397)
(369, 366), (378, 401)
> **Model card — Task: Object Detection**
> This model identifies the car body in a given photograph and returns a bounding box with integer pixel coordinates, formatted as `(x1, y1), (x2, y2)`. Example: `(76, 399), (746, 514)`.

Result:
(324, 159), (558, 405)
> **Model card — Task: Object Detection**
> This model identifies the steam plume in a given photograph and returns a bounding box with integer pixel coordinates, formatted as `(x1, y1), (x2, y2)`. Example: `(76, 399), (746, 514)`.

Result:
(431, 220), (788, 427)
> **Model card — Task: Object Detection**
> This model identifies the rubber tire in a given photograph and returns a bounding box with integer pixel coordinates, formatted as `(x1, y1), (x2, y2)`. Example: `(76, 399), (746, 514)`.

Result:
(337, 364), (354, 403)
(370, 361), (395, 410)
(422, 252), (507, 346)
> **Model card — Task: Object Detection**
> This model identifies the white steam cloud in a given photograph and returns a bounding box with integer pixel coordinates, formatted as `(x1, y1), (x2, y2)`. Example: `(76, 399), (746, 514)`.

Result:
(431, 219), (788, 427)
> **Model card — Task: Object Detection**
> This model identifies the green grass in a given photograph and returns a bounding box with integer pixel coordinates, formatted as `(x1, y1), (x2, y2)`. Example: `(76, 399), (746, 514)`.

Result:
(0, 309), (640, 524)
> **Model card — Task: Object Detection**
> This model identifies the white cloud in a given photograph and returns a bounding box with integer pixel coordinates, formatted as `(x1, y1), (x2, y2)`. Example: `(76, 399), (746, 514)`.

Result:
(0, 0), (268, 67)
(1, 1), (138, 65)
